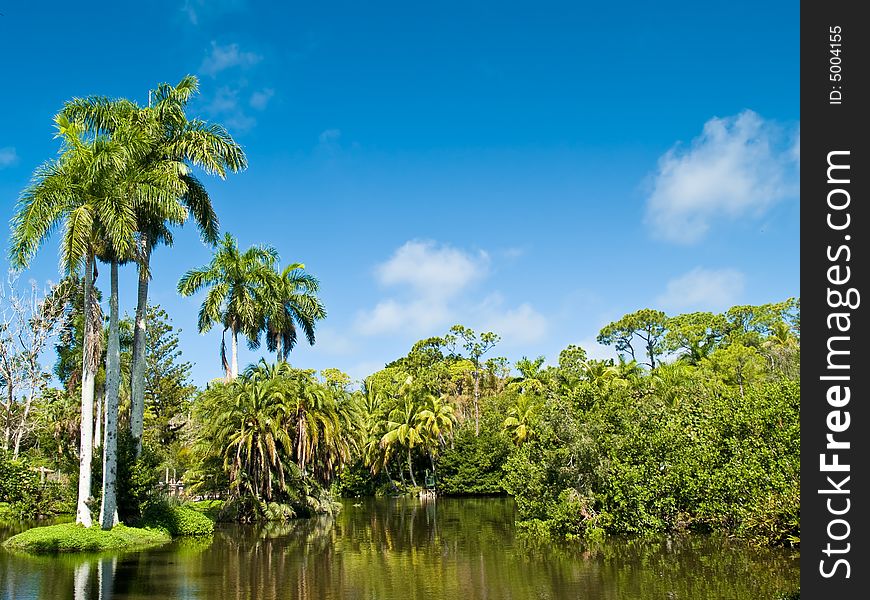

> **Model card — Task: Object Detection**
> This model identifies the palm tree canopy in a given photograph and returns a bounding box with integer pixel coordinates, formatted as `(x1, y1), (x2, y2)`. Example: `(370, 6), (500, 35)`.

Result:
(178, 232), (278, 340)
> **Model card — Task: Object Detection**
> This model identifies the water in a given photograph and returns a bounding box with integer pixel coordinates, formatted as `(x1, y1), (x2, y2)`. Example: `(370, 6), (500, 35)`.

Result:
(1, 497), (799, 599)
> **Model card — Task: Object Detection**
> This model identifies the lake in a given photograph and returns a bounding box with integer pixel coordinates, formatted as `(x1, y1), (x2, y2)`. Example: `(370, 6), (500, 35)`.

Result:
(1, 497), (800, 599)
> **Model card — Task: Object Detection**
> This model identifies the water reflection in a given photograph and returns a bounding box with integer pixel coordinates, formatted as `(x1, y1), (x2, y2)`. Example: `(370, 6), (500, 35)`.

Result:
(1, 499), (799, 600)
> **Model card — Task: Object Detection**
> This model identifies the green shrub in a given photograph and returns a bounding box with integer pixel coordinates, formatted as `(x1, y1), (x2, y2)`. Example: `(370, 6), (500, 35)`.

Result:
(141, 500), (214, 536)
(336, 461), (382, 497)
(438, 424), (511, 495)
(0, 452), (63, 519)
(2, 523), (170, 554)
(502, 378), (800, 546)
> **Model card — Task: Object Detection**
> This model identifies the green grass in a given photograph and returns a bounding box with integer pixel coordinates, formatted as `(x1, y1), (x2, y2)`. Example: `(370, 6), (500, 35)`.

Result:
(140, 503), (214, 536)
(2, 523), (170, 555)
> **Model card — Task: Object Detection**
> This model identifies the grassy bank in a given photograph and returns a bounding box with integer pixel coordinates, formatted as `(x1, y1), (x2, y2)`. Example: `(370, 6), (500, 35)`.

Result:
(2, 523), (170, 554)
(2, 503), (215, 555)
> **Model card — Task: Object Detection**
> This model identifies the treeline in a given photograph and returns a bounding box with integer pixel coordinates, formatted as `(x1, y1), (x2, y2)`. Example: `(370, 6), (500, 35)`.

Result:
(337, 300), (800, 546)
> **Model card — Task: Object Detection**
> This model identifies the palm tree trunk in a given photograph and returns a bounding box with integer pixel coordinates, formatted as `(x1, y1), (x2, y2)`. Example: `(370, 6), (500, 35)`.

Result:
(93, 386), (102, 450)
(231, 328), (239, 379)
(130, 239), (151, 456)
(99, 260), (121, 530)
(473, 369), (480, 436)
(407, 449), (417, 487)
(76, 254), (96, 527)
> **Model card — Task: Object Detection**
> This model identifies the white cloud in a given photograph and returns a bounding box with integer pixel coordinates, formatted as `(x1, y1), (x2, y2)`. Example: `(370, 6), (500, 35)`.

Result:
(249, 88), (275, 110)
(481, 303), (548, 346)
(376, 240), (487, 300)
(309, 327), (356, 356)
(356, 299), (451, 336)
(656, 267), (745, 312)
(204, 86), (256, 132)
(644, 110), (799, 244)
(0, 147), (18, 168)
(315, 128), (342, 153)
(355, 241), (490, 336)
(200, 42), (261, 77)
(355, 240), (549, 345)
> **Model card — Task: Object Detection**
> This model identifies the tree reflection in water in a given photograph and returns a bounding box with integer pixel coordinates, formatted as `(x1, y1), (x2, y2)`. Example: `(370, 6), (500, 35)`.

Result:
(1, 498), (799, 600)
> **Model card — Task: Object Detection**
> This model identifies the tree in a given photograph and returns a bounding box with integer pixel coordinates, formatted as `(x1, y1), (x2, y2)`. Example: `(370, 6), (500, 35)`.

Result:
(597, 309), (668, 369)
(8, 115), (125, 527)
(416, 393), (456, 474)
(178, 233), (278, 380)
(445, 325), (499, 435)
(143, 306), (197, 451)
(63, 76), (246, 456)
(0, 274), (69, 456)
(260, 263), (326, 362)
(381, 396), (424, 487)
(664, 312), (726, 365)
(502, 392), (539, 445)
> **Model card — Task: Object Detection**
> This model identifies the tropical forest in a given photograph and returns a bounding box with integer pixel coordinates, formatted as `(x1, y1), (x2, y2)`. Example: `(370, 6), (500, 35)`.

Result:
(0, 30), (800, 600)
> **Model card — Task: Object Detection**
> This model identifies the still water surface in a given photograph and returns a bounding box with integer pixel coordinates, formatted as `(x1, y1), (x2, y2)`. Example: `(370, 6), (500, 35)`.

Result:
(1, 497), (799, 599)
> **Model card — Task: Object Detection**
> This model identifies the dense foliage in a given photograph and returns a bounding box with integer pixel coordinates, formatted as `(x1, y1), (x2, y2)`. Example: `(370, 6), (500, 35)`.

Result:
(188, 361), (356, 520)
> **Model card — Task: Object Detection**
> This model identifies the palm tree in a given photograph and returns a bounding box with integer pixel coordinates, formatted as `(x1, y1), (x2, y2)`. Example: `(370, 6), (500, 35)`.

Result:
(261, 264), (326, 362)
(63, 75), (247, 455)
(381, 392), (424, 487)
(202, 374), (294, 503)
(178, 233), (278, 379)
(92, 107), (191, 529)
(502, 393), (538, 445)
(8, 116), (122, 527)
(416, 394), (456, 474)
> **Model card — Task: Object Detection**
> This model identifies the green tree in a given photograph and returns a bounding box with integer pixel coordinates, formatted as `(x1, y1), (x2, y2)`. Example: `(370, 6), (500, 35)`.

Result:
(62, 76), (246, 455)
(260, 263), (326, 361)
(416, 393), (456, 474)
(178, 233), (278, 380)
(143, 306), (197, 451)
(8, 114), (139, 528)
(502, 392), (539, 445)
(445, 325), (499, 435)
(597, 309), (668, 369)
(664, 312), (726, 365)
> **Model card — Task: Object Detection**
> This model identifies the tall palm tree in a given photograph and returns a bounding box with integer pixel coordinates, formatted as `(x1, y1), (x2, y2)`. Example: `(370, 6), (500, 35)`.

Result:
(63, 75), (247, 455)
(261, 264), (326, 362)
(178, 233), (277, 380)
(91, 112), (186, 530)
(381, 396), (424, 487)
(9, 116), (108, 527)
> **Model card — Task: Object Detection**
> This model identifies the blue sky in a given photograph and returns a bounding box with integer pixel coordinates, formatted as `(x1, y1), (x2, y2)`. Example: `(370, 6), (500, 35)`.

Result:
(0, 1), (799, 386)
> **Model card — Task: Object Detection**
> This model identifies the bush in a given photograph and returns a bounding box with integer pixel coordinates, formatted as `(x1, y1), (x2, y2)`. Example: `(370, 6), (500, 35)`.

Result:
(117, 433), (161, 522)
(2, 523), (170, 554)
(502, 378), (800, 546)
(141, 500), (214, 536)
(438, 423), (511, 495)
(187, 499), (226, 521)
(0, 452), (62, 519)
(336, 461), (382, 497)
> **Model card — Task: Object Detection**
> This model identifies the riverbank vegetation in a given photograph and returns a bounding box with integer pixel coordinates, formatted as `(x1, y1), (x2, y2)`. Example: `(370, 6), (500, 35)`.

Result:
(2, 76), (799, 549)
